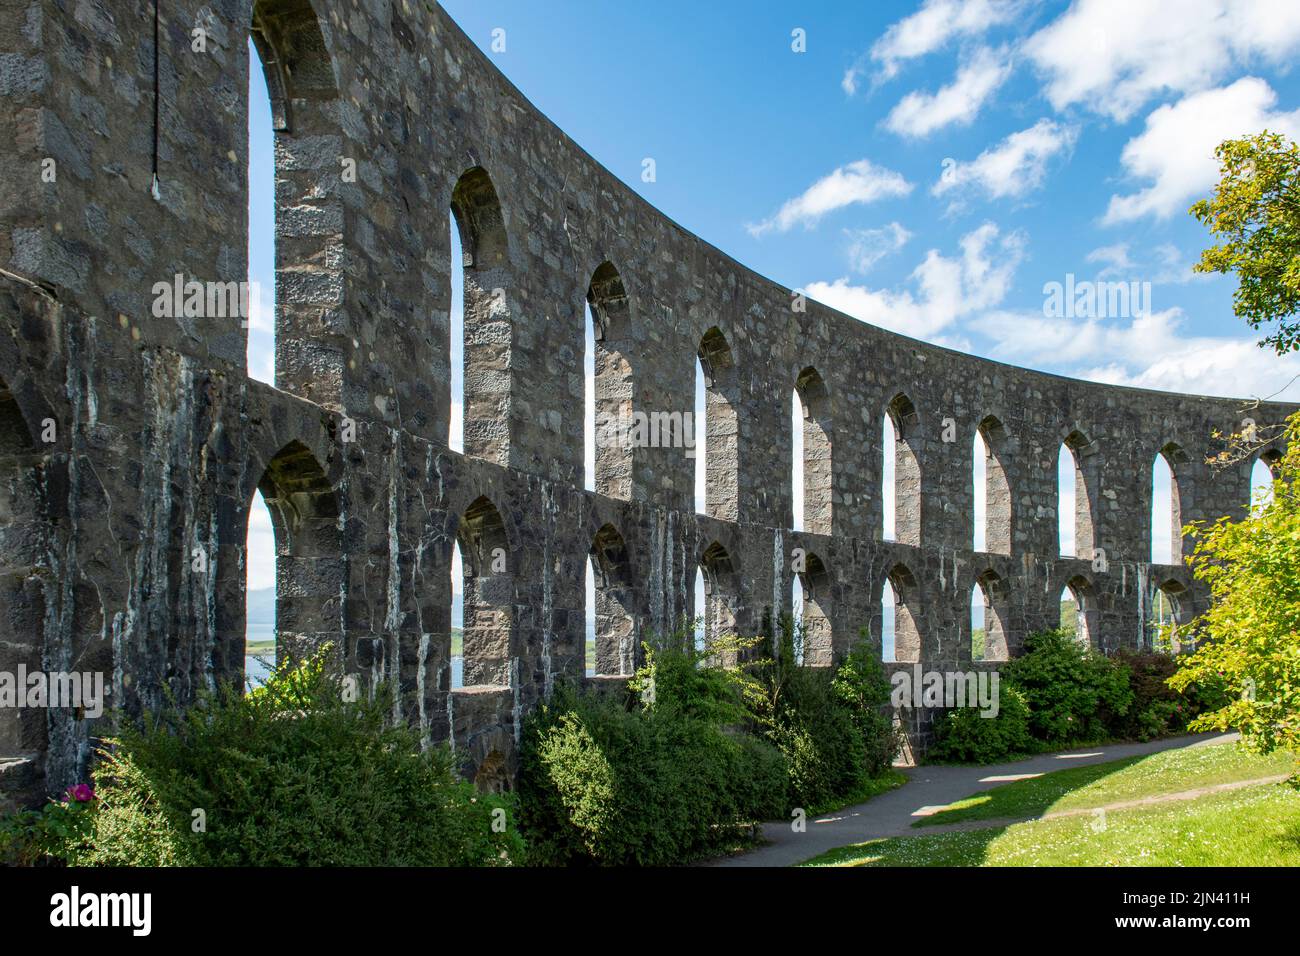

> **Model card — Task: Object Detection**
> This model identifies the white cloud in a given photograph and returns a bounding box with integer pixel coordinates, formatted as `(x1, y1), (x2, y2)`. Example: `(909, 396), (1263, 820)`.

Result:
(850, 0), (1023, 91)
(1104, 77), (1300, 223)
(1025, 0), (1300, 121)
(884, 47), (1013, 138)
(845, 222), (913, 273)
(1148, 244), (1206, 285)
(932, 118), (1078, 201)
(748, 160), (912, 236)
(1085, 243), (1134, 277)
(807, 222), (1025, 339)
(971, 306), (1300, 400)
(1085, 242), (1206, 284)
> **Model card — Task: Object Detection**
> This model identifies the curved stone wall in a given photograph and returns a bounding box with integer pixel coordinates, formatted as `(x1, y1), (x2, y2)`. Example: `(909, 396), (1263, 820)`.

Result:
(0, 0), (1291, 800)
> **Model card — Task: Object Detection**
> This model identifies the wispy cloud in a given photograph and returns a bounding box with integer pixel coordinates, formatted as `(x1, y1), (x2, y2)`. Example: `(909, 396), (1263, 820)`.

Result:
(1104, 77), (1300, 224)
(1025, 0), (1300, 121)
(807, 222), (1025, 339)
(748, 160), (912, 237)
(845, 223), (913, 273)
(932, 118), (1078, 203)
(884, 46), (1013, 138)
(846, 0), (1024, 92)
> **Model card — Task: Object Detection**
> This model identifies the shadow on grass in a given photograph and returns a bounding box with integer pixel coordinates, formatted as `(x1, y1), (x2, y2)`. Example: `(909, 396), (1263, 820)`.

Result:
(914, 755), (1143, 828)
(802, 824), (1011, 867)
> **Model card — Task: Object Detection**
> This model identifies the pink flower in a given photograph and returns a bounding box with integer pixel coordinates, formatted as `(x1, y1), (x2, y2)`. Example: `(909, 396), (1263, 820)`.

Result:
(65, 783), (95, 803)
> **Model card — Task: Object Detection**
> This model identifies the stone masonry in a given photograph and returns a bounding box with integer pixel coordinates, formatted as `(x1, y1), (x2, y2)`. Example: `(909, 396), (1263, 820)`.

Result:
(0, 0), (1293, 807)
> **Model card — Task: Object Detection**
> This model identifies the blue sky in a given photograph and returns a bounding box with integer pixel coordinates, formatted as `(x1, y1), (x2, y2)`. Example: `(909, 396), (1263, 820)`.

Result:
(245, 1), (1290, 646)
(432, 0), (1300, 399)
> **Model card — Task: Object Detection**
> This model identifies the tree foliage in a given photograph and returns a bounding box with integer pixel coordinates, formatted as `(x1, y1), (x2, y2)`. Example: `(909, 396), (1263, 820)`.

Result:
(1168, 415), (1300, 784)
(1191, 131), (1300, 354)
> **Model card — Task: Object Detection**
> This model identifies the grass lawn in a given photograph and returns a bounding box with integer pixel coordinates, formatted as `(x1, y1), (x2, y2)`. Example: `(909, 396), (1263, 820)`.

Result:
(914, 741), (1294, 827)
(799, 741), (1300, 867)
(801, 782), (1300, 866)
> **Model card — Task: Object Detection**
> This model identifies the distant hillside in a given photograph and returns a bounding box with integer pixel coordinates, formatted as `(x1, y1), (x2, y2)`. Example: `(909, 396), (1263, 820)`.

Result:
(249, 588), (462, 625)
(251, 586), (468, 655)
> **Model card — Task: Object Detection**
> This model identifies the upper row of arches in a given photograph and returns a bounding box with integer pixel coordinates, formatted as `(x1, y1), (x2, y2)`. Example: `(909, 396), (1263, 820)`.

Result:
(244, 52), (1275, 560)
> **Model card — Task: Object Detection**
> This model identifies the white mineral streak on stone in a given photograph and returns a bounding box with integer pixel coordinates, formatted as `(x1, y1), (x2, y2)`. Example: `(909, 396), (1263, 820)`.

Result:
(111, 611), (125, 705)
(648, 510), (665, 638)
(772, 527), (783, 636)
(336, 475), (349, 641)
(417, 632), (431, 748)
(540, 482), (555, 698)
(203, 508), (219, 686)
(446, 686), (456, 755)
(385, 429), (402, 722)
(511, 657), (522, 744)
(663, 507), (676, 648)
(1135, 563), (1148, 649)
(84, 317), (98, 426)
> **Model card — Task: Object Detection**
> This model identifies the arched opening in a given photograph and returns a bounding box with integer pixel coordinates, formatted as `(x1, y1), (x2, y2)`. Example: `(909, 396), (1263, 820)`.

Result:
(450, 168), (512, 466)
(794, 552), (832, 667)
(1058, 431), (1096, 559)
(971, 572), (1008, 661)
(455, 496), (514, 688)
(975, 416), (1012, 554)
(791, 570), (804, 662)
(246, 36), (275, 386)
(240, 441), (343, 679)
(244, 489), (277, 688)
(698, 328), (738, 521)
(693, 565), (707, 653)
(882, 565), (920, 663)
(589, 524), (636, 676)
(450, 541), (465, 688)
(583, 556), (595, 675)
(791, 390), (802, 531)
(697, 542), (738, 657)
(1059, 576), (1098, 649)
(474, 749), (511, 795)
(449, 214), (464, 454)
(1149, 579), (1187, 652)
(249, 1), (344, 404)
(794, 367), (832, 535)
(1151, 443), (1187, 565)
(588, 263), (634, 499)
(884, 394), (921, 545)
(1250, 454), (1277, 512)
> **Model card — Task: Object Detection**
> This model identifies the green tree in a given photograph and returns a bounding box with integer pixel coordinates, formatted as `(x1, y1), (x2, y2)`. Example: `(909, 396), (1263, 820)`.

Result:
(1168, 425), (1300, 783)
(1178, 130), (1300, 784)
(1191, 131), (1300, 354)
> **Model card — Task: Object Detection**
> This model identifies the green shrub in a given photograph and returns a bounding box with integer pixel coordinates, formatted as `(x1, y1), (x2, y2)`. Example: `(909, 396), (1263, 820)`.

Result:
(0, 786), (97, 866)
(516, 678), (786, 866)
(830, 638), (902, 779)
(1004, 629), (1134, 744)
(748, 626), (901, 813)
(60, 652), (518, 866)
(929, 686), (1034, 763)
(1111, 648), (1230, 742)
(771, 667), (866, 811)
(1111, 649), (1185, 741)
